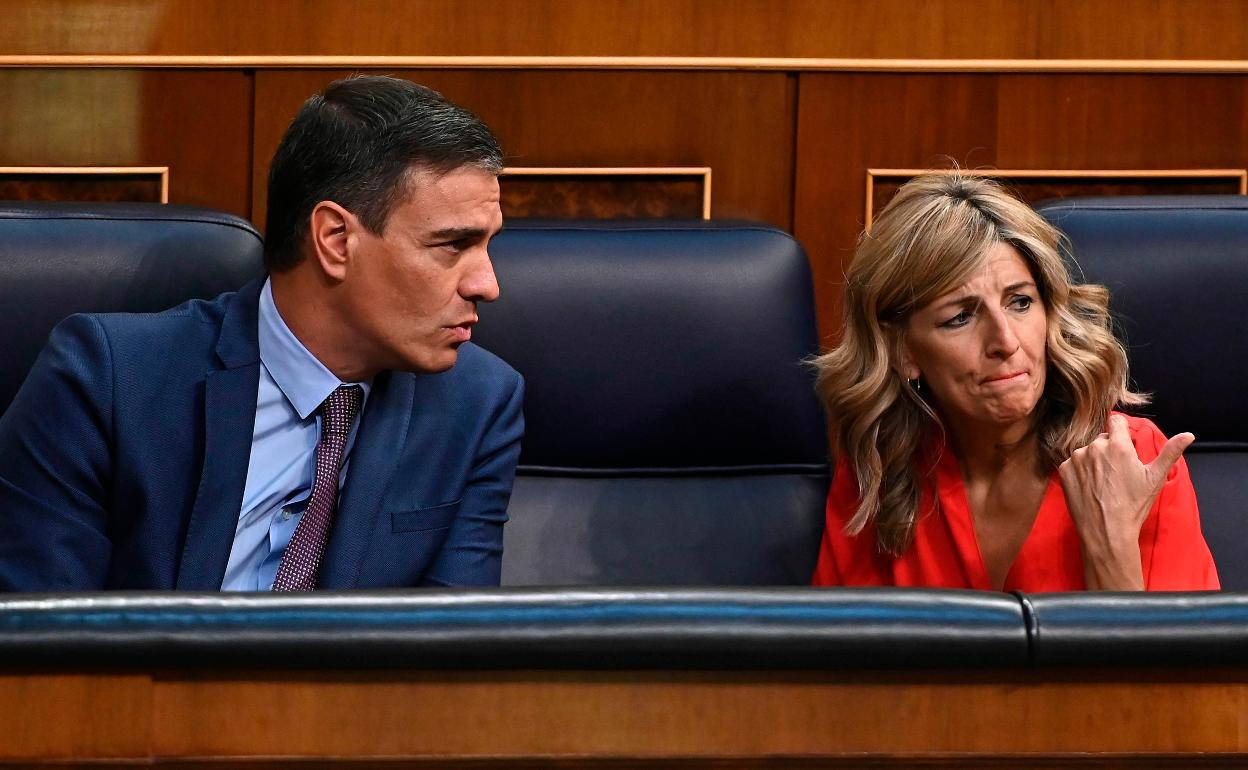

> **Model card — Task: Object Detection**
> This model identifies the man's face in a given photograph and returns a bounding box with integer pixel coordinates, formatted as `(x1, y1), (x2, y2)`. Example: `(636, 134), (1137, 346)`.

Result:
(342, 165), (503, 374)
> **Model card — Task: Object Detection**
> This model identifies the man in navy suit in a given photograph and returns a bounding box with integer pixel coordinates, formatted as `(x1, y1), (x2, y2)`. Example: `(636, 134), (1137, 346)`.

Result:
(0, 75), (523, 590)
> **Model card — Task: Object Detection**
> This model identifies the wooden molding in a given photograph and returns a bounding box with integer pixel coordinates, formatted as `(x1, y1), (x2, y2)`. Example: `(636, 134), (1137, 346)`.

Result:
(503, 167), (712, 219)
(865, 168), (1248, 227)
(0, 165), (170, 203)
(3, 55), (1248, 73)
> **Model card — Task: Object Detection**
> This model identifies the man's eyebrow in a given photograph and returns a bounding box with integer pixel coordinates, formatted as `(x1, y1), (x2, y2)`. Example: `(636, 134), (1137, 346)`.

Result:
(427, 226), (490, 240)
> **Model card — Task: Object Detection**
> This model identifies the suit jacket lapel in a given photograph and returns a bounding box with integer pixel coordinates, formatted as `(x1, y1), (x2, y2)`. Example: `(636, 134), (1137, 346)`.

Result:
(319, 369), (414, 588)
(175, 280), (263, 589)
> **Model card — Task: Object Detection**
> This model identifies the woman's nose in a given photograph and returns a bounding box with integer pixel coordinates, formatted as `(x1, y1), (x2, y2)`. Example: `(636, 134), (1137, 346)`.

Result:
(984, 308), (1021, 358)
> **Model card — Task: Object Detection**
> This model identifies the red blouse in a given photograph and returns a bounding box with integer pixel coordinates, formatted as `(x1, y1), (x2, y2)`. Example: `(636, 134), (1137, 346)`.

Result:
(812, 414), (1220, 591)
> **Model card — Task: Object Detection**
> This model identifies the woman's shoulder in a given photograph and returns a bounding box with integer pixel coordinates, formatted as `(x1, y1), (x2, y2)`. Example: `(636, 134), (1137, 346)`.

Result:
(1116, 411), (1168, 461)
(1118, 411), (1162, 435)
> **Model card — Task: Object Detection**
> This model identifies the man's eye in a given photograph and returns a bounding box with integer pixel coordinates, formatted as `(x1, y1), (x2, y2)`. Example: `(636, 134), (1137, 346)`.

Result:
(940, 311), (972, 328)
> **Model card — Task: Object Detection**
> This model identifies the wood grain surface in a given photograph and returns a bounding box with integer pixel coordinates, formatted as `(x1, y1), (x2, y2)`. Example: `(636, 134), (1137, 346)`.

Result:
(1, 0), (1247, 60)
(0, 69), (251, 214)
(794, 72), (1248, 342)
(250, 69), (794, 231)
(3, 669), (1247, 763)
(0, 5), (1245, 357)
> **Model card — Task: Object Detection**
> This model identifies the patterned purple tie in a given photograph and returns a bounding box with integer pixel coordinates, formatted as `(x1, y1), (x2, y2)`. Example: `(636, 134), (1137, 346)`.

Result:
(272, 385), (363, 591)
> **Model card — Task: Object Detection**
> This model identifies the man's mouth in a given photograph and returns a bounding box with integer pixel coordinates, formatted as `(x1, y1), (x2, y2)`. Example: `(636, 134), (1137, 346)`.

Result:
(447, 320), (475, 343)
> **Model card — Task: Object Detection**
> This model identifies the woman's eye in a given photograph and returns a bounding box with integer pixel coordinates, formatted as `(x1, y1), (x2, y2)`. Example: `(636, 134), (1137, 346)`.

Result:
(1009, 295), (1034, 311)
(941, 310), (972, 328)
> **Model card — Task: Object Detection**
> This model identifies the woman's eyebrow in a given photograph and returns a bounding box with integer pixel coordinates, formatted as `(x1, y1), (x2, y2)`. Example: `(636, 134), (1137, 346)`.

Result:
(932, 294), (979, 311)
(1004, 281), (1038, 294)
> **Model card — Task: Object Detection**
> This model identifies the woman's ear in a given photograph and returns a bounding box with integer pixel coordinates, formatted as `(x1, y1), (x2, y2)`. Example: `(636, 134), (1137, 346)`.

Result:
(885, 323), (921, 381)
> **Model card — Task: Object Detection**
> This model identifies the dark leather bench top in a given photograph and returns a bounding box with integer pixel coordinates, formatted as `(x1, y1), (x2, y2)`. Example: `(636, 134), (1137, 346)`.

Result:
(0, 588), (1025, 670)
(4, 588), (1237, 670)
(1023, 591), (1248, 667)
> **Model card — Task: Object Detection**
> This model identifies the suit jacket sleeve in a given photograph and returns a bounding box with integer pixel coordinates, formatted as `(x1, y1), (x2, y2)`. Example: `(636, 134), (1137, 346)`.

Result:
(421, 372), (525, 586)
(0, 315), (115, 590)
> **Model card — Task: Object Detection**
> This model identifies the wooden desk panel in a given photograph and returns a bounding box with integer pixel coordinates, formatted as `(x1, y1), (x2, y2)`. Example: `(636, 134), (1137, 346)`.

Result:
(0, 673), (151, 760)
(4, 669), (1247, 764)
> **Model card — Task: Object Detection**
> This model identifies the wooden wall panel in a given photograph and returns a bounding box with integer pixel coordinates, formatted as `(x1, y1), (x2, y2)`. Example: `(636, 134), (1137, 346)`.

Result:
(995, 75), (1248, 168)
(793, 73), (1001, 342)
(500, 172), (709, 219)
(868, 171), (1246, 223)
(0, 69), (252, 215)
(250, 70), (794, 233)
(0, 169), (165, 203)
(794, 72), (1248, 344)
(0, 65), (1243, 358)
(1, 0), (1247, 60)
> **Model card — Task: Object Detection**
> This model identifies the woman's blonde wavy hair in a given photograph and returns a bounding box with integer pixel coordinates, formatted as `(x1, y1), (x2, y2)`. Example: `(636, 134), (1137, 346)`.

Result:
(813, 173), (1145, 556)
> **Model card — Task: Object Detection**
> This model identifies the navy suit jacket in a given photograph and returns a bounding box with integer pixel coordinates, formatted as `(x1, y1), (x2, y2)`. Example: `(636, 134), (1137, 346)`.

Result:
(0, 279), (524, 590)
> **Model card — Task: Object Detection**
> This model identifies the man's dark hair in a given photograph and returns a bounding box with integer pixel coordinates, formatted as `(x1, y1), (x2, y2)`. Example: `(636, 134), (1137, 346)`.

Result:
(264, 75), (503, 271)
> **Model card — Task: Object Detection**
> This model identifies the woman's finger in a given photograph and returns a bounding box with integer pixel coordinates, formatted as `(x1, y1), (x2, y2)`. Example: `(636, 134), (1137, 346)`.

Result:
(1148, 432), (1195, 481)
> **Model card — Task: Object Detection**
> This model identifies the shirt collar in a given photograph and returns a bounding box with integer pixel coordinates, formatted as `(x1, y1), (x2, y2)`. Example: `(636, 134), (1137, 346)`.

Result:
(258, 277), (372, 420)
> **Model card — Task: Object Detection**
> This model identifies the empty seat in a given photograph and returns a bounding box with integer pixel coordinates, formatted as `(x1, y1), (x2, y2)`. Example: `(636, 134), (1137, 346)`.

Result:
(477, 221), (830, 585)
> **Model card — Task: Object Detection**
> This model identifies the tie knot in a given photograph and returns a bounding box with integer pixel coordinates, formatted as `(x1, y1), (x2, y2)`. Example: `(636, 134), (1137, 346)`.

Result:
(320, 385), (363, 436)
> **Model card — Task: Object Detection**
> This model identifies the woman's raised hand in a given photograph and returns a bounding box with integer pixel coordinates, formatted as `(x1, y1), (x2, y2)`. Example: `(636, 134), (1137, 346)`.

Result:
(1057, 414), (1194, 590)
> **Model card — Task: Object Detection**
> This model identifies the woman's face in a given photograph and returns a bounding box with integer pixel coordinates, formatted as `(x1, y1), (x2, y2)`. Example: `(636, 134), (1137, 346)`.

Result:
(898, 242), (1048, 439)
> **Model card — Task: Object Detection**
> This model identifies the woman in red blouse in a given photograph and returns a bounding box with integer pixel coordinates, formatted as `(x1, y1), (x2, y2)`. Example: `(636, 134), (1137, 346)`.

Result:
(812, 174), (1218, 591)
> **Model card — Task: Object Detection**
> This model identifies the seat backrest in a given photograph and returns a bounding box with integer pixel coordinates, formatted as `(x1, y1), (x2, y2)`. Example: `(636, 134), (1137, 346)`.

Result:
(476, 221), (829, 586)
(1037, 196), (1248, 589)
(0, 202), (265, 415)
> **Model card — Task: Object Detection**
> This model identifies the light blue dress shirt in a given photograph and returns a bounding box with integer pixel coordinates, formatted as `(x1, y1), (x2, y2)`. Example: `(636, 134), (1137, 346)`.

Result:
(220, 279), (371, 591)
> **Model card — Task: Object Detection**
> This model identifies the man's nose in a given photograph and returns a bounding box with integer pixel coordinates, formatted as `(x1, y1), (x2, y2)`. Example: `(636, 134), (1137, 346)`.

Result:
(462, 249), (500, 303)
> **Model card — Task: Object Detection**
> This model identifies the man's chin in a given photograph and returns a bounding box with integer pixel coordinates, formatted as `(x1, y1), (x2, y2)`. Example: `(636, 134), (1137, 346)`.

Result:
(405, 348), (460, 374)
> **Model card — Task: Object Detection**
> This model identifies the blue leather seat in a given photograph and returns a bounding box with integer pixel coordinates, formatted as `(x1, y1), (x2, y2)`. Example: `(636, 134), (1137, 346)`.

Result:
(477, 221), (830, 586)
(1037, 196), (1248, 589)
(0, 202), (265, 416)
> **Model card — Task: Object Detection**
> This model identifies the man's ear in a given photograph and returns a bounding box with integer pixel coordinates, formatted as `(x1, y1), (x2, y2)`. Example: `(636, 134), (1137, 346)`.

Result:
(885, 323), (921, 382)
(308, 201), (356, 282)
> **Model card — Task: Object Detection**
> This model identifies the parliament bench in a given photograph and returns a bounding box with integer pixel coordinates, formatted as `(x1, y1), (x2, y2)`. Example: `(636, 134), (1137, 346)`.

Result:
(5, 200), (1242, 590)
(0, 200), (1246, 765)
